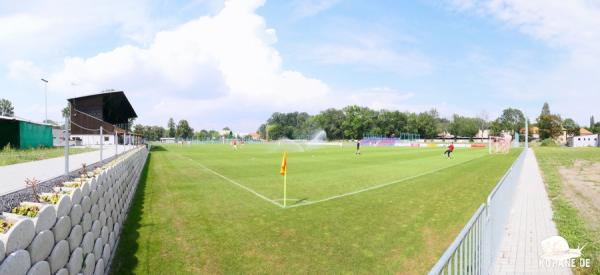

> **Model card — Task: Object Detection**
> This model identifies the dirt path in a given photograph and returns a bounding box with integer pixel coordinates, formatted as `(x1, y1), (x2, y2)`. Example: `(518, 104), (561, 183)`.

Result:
(558, 160), (600, 232)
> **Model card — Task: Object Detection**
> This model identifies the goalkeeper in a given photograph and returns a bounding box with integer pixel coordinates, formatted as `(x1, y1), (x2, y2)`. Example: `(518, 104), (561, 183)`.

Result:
(444, 142), (454, 158)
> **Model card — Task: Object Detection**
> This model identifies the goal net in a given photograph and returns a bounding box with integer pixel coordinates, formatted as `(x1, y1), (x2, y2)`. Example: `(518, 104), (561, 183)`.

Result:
(489, 135), (512, 154)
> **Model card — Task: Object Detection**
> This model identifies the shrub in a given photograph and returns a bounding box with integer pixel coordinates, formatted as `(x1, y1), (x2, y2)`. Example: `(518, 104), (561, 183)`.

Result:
(540, 138), (557, 147)
(0, 220), (13, 234)
(11, 205), (39, 217)
(39, 193), (60, 204)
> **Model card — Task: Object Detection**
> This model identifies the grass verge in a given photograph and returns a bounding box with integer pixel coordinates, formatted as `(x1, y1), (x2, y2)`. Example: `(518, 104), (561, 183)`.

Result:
(0, 146), (96, 166)
(535, 147), (600, 274)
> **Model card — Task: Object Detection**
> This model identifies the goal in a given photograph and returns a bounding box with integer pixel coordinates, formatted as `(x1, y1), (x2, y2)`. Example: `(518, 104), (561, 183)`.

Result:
(489, 135), (512, 154)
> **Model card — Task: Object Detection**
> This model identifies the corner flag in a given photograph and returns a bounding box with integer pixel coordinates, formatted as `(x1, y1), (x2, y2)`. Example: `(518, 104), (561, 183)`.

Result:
(280, 151), (288, 176)
(280, 151), (288, 207)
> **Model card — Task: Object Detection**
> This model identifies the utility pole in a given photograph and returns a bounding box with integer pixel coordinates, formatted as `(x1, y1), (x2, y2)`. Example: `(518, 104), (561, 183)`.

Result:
(64, 103), (70, 178)
(41, 79), (48, 122)
(525, 118), (529, 149)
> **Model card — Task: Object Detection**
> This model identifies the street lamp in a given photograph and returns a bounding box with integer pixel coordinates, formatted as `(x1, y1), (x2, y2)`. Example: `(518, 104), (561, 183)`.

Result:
(41, 78), (48, 122)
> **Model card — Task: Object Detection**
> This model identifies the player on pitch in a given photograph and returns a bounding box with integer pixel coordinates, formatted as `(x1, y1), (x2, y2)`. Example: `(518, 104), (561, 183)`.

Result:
(444, 142), (454, 158)
(355, 139), (361, 155)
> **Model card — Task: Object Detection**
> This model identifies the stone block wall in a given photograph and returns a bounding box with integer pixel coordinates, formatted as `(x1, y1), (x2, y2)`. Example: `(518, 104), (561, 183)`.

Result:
(0, 147), (148, 275)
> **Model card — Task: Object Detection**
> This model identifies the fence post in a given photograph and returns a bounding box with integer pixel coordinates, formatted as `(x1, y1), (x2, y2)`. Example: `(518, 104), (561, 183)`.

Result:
(64, 114), (70, 178)
(100, 126), (103, 162)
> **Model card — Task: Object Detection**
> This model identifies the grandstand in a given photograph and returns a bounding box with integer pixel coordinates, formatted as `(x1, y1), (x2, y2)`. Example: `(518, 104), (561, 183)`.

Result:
(68, 91), (141, 145)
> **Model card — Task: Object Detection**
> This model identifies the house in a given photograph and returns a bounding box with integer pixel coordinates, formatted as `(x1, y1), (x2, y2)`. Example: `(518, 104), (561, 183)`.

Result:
(579, 127), (593, 135)
(568, 134), (599, 147)
(520, 126), (540, 140)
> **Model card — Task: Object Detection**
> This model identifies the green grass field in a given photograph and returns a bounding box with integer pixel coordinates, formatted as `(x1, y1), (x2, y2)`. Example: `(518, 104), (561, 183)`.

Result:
(535, 147), (600, 274)
(112, 144), (521, 274)
(0, 146), (96, 166)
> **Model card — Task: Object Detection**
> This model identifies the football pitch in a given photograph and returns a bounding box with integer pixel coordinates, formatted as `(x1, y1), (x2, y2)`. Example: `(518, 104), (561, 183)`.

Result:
(112, 143), (521, 274)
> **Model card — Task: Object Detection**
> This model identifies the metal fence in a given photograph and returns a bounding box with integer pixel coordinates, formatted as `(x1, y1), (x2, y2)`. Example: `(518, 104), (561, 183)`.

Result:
(429, 149), (527, 275)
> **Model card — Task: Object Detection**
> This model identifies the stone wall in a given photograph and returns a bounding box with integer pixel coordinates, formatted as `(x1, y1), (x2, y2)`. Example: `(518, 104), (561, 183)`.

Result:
(0, 147), (148, 275)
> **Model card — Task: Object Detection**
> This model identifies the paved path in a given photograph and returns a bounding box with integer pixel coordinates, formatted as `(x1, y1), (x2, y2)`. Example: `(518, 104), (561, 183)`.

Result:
(492, 149), (571, 274)
(0, 145), (134, 196)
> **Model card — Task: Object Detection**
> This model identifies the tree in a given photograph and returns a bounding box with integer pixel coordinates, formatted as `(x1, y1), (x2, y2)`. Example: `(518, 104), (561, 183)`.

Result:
(371, 110), (408, 137)
(43, 119), (59, 126)
(0, 99), (14, 117)
(341, 105), (376, 139)
(537, 103), (562, 139)
(167, 118), (176, 138)
(477, 110), (489, 141)
(195, 129), (210, 139)
(415, 109), (439, 139)
(62, 105), (70, 119)
(449, 115), (480, 141)
(562, 118), (579, 136)
(314, 108), (345, 140)
(541, 102), (551, 116)
(127, 118), (136, 132)
(176, 120), (194, 139)
(133, 124), (144, 137)
(497, 108), (525, 134)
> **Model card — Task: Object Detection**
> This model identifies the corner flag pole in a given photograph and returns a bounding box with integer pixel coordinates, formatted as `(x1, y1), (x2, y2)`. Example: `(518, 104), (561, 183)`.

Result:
(283, 172), (287, 208)
(280, 151), (288, 208)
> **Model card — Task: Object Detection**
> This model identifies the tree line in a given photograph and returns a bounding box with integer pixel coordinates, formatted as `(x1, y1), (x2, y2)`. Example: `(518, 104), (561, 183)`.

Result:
(133, 117), (195, 141)
(133, 118), (231, 141)
(257, 103), (595, 141)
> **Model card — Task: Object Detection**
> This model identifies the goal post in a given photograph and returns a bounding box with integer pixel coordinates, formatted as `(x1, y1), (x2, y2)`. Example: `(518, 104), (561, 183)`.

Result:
(488, 134), (512, 154)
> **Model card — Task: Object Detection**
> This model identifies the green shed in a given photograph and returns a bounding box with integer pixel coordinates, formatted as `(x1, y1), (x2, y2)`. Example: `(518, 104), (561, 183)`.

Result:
(0, 116), (53, 149)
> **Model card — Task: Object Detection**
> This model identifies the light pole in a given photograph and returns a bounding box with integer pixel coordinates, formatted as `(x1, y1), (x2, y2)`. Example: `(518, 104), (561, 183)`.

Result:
(41, 79), (48, 122)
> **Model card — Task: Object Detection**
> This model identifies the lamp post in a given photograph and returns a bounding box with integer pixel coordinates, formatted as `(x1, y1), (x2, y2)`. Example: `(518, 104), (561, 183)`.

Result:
(41, 79), (48, 122)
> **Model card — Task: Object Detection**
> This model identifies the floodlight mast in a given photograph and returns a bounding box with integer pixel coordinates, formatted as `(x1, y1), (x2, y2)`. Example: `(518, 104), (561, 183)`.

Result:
(41, 79), (48, 122)
(525, 117), (529, 149)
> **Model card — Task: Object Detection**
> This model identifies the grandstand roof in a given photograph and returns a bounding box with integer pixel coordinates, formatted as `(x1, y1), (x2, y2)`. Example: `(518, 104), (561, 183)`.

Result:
(68, 91), (137, 124)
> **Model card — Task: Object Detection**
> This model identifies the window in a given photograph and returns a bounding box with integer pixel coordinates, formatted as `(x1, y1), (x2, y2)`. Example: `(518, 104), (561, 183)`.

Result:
(104, 137), (109, 141)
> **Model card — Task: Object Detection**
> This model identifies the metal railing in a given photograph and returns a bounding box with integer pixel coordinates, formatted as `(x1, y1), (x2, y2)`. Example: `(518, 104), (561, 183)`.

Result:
(429, 149), (527, 275)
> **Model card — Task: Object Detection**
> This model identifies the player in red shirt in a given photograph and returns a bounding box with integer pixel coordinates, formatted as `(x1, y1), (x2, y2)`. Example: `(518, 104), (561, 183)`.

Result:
(444, 142), (454, 158)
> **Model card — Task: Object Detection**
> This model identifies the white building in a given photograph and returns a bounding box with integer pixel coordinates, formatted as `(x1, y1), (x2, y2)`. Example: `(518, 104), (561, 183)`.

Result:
(160, 137), (175, 144)
(71, 134), (117, 145)
(569, 134), (599, 147)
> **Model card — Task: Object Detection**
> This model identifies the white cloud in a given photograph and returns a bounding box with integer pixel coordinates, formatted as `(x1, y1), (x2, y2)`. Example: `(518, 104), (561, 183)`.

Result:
(25, 0), (332, 130)
(3, 0), (438, 131)
(291, 0), (341, 19)
(312, 44), (432, 76)
(0, 0), (161, 61)
(448, 0), (600, 123)
(8, 60), (44, 81)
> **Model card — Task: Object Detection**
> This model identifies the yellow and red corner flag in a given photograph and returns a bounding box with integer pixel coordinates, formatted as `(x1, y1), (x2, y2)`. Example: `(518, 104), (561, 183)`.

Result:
(280, 151), (288, 176)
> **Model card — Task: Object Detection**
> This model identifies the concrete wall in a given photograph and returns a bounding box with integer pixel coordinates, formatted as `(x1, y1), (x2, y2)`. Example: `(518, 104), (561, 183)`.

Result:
(0, 147), (148, 275)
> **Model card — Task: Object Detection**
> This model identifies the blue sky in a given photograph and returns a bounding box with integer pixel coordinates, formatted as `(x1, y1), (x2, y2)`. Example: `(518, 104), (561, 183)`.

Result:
(1, 0), (598, 133)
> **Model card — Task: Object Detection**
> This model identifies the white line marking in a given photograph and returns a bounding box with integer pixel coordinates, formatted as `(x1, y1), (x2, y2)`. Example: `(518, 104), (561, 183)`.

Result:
(184, 157), (284, 208)
(182, 152), (489, 209)
(285, 153), (489, 209)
